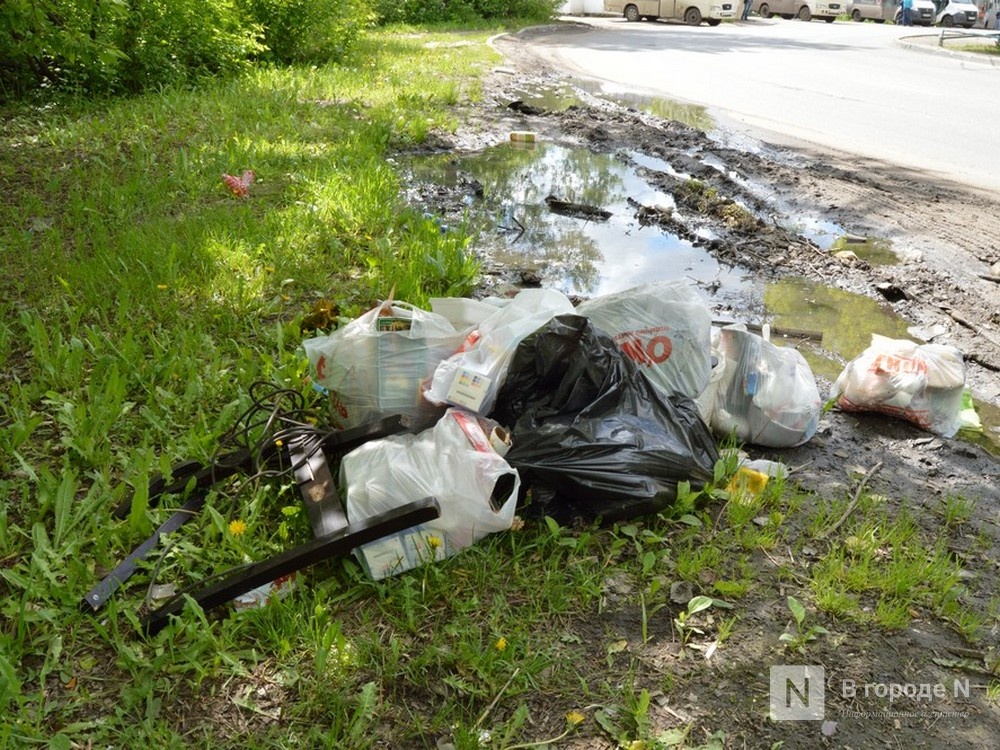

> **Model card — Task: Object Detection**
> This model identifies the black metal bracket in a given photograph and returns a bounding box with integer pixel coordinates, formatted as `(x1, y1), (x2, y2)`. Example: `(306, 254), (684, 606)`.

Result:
(141, 497), (440, 635)
(82, 415), (412, 613)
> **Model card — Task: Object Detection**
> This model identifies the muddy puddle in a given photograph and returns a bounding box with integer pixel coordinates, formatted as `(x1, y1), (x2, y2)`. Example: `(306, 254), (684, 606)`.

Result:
(510, 80), (715, 132)
(404, 141), (752, 302)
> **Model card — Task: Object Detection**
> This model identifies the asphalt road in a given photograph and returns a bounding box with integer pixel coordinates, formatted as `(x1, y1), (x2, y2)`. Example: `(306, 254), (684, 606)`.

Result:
(522, 17), (1000, 193)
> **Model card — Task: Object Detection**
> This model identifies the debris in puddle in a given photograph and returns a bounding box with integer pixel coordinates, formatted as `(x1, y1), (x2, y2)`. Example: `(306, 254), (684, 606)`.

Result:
(875, 282), (908, 302)
(544, 194), (611, 221)
(507, 100), (543, 116)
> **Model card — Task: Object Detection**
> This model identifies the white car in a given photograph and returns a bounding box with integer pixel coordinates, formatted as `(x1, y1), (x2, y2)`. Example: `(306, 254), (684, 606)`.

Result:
(933, 0), (979, 26)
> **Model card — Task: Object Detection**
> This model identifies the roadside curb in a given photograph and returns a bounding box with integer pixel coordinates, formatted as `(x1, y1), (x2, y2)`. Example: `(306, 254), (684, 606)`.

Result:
(895, 33), (1000, 67)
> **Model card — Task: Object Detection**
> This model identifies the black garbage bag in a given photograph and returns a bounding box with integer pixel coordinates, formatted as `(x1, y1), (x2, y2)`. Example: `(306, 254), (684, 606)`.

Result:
(490, 314), (719, 524)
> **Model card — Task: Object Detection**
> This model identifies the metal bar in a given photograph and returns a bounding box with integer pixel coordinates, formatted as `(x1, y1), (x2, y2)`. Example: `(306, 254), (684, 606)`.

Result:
(141, 497), (440, 635)
(81, 494), (206, 612)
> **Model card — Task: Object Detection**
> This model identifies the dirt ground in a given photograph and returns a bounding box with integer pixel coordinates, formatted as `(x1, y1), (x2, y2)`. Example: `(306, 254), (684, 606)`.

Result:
(401, 24), (1000, 749)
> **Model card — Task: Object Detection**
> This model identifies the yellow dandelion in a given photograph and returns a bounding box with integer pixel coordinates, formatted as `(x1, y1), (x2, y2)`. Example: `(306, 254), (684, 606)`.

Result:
(156, 284), (168, 290)
(566, 710), (585, 726)
(494, 636), (507, 652)
(229, 519), (248, 536)
(426, 535), (442, 550)
(274, 438), (283, 448)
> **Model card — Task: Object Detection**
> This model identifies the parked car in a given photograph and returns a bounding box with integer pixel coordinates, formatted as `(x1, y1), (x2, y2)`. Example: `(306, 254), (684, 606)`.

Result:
(848, 0), (934, 22)
(756, 0), (844, 21)
(604, 0), (737, 25)
(933, 0), (979, 25)
(892, 0), (939, 23)
(847, 0), (891, 21)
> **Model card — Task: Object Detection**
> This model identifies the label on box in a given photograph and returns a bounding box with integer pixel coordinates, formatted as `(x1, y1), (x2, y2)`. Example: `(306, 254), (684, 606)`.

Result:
(445, 368), (492, 412)
(358, 526), (449, 580)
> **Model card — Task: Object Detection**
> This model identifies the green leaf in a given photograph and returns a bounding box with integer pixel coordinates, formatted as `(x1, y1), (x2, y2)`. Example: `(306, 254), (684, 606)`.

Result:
(787, 596), (806, 627)
(687, 595), (714, 615)
(0, 653), (21, 710)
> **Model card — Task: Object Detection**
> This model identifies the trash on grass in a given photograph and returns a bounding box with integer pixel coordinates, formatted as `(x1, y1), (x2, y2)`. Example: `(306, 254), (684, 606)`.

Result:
(424, 288), (575, 416)
(489, 314), (719, 524)
(830, 334), (966, 438)
(222, 170), (255, 198)
(576, 279), (714, 402)
(303, 300), (468, 430)
(711, 325), (821, 448)
(340, 408), (519, 580)
(233, 572), (297, 611)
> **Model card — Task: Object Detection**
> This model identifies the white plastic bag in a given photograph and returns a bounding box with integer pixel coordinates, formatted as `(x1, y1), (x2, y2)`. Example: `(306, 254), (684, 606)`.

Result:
(575, 280), (713, 400)
(711, 325), (821, 448)
(301, 301), (467, 429)
(830, 334), (966, 437)
(340, 408), (520, 579)
(424, 289), (575, 415)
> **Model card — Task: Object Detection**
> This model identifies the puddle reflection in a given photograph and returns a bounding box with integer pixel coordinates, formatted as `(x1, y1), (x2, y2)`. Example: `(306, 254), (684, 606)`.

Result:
(508, 83), (583, 113)
(829, 235), (899, 266)
(764, 276), (911, 381)
(405, 142), (751, 299)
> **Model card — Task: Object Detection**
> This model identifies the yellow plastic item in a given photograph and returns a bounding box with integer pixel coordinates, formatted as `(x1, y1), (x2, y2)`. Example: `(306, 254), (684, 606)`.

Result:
(726, 467), (770, 499)
(510, 131), (537, 143)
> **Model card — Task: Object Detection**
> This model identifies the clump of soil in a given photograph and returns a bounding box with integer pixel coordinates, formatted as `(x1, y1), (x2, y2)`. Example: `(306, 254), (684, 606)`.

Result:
(396, 26), (1000, 749)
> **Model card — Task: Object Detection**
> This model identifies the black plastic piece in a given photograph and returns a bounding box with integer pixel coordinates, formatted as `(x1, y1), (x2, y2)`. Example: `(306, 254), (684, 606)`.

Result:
(141, 497), (440, 635)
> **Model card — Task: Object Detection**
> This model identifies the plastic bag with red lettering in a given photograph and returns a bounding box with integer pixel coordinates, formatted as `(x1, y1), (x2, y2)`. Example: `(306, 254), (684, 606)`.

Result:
(575, 280), (712, 401)
(423, 289), (575, 416)
(830, 334), (966, 437)
(301, 300), (467, 430)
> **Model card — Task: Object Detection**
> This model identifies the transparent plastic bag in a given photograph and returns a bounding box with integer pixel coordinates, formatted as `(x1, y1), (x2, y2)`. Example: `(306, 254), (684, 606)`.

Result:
(302, 301), (467, 429)
(340, 408), (520, 579)
(711, 325), (821, 448)
(575, 280), (713, 400)
(830, 334), (966, 437)
(424, 289), (575, 416)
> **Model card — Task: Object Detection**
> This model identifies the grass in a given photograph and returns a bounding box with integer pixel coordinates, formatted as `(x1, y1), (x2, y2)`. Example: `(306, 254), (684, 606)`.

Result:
(2, 23), (998, 750)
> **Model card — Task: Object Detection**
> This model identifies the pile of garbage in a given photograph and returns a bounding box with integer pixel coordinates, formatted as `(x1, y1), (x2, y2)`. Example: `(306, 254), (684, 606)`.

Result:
(302, 281), (972, 580)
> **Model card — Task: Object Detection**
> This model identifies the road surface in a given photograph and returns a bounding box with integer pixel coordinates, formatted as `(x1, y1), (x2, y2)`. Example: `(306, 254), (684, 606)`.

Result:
(522, 17), (1000, 192)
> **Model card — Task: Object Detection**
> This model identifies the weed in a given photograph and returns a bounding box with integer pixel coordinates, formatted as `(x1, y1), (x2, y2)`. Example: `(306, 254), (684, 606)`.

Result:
(779, 596), (829, 653)
(939, 494), (975, 527)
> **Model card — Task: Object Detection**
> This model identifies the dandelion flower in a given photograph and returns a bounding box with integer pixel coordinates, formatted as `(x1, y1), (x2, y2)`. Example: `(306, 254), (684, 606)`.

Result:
(494, 636), (507, 652)
(229, 519), (248, 536)
(426, 535), (442, 550)
(566, 711), (585, 726)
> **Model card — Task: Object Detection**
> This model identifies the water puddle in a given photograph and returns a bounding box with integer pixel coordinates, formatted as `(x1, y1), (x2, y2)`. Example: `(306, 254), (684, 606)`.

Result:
(782, 216), (845, 251)
(763, 276), (911, 381)
(508, 82), (584, 113)
(829, 235), (899, 266)
(962, 399), (1000, 457)
(404, 142), (752, 300)
(574, 80), (715, 131)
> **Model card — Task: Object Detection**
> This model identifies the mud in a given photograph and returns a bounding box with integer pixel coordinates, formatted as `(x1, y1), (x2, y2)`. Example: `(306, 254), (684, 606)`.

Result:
(398, 25), (1000, 749)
